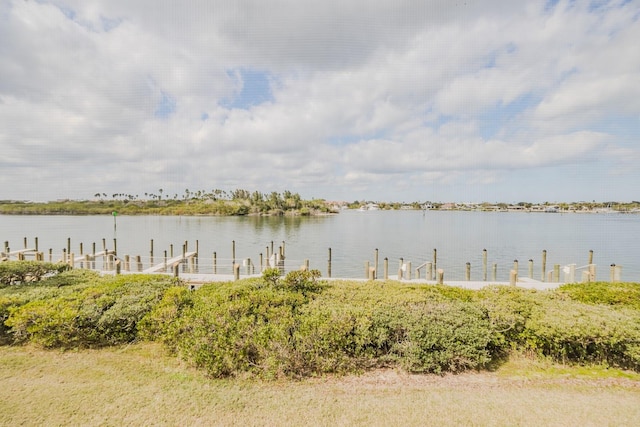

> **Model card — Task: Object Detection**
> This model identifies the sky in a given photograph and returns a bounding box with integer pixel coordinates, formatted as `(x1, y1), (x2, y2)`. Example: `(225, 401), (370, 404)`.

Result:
(0, 0), (639, 203)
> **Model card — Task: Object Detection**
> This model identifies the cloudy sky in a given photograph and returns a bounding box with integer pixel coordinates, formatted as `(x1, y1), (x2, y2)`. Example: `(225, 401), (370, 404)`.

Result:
(1, 0), (639, 203)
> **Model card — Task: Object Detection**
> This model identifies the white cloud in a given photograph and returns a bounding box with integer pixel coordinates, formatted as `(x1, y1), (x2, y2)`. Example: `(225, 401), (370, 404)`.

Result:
(0, 0), (639, 202)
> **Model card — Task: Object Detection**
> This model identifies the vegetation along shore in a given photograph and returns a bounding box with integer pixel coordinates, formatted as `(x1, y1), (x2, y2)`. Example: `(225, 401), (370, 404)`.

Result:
(1, 188), (640, 215)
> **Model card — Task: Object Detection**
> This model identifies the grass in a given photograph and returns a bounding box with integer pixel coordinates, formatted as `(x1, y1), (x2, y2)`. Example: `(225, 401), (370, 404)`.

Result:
(1, 343), (639, 426)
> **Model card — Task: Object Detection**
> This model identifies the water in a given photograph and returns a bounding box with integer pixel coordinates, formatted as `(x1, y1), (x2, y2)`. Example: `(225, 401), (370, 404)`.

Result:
(1, 210), (639, 281)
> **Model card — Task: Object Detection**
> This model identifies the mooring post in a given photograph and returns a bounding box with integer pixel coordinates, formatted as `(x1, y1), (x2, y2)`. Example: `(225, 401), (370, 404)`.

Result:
(232, 240), (236, 267)
(398, 258), (404, 280)
(124, 255), (130, 271)
(35, 237), (38, 252)
(84, 254), (90, 269)
(466, 262), (471, 281)
(374, 249), (379, 280)
(541, 249), (547, 282)
(492, 263), (497, 281)
(62, 248), (67, 264)
(172, 263), (179, 278)
(163, 250), (168, 272)
(213, 252), (217, 274)
(433, 249), (437, 280)
(510, 269), (517, 286)
(513, 260), (519, 277)
(384, 257), (389, 279)
(365, 261), (370, 279)
(588, 249), (594, 265)
(406, 261), (412, 280)
(327, 248), (332, 278)
(247, 258), (251, 275)
(305, 259), (310, 271)
(49, 248), (52, 262)
(170, 244), (174, 258)
(234, 263), (240, 281)
(437, 268), (444, 285)
(610, 264), (622, 283)
(113, 238), (117, 255)
(150, 239), (154, 265)
(136, 255), (142, 272)
(282, 241), (285, 257)
(67, 238), (71, 255)
(23, 237), (27, 249)
(482, 249), (487, 281)
(553, 264), (560, 282)
(116, 259), (121, 275)
(528, 259), (534, 279)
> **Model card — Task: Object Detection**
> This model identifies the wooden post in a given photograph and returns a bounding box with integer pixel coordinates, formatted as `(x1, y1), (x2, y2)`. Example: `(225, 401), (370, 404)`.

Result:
(124, 255), (130, 271)
(35, 237), (38, 252)
(163, 251), (168, 272)
(113, 238), (117, 255)
(189, 256), (195, 273)
(92, 243), (96, 269)
(282, 241), (285, 257)
(63, 248), (67, 264)
(492, 263), (497, 281)
(67, 238), (71, 255)
(136, 255), (142, 272)
(115, 259), (121, 275)
(365, 261), (370, 279)
(466, 262), (471, 281)
(398, 258), (404, 280)
(589, 264), (596, 282)
(79, 242), (83, 256)
(170, 244), (174, 258)
(234, 263), (240, 281)
(513, 260), (519, 277)
(172, 263), (179, 278)
(510, 269), (517, 286)
(69, 253), (75, 268)
(150, 239), (154, 265)
(23, 237), (27, 249)
(553, 264), (560, 282)
(213, 252), (217, 274)
(437, 269), (444, 285)
(102, 238), (106, 253)
(374, 249), (379, 280)
(247, 258), (251, 275)
(427, 262), (432, 281)
(610, 264), (616, 283)
(259, 253), (263, 272)
(407, 261), (412, 280)
(84, 254), (90, 270)
(588, 250), (594, 265)
(384, 257), (389, 280)
(304, 259), (310, 271)
(327, 248), (332, 278)
(482, 249), (487, 281)
(232, 240), (236, 267)
(528, 259), (534, 279)
(433, 249), (437, 280)
(541, 250), (547, 282)
(49, 248), (53, 263)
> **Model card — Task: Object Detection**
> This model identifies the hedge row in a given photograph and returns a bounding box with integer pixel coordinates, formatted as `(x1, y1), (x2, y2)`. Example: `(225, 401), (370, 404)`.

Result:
(1, 261), (639, 377)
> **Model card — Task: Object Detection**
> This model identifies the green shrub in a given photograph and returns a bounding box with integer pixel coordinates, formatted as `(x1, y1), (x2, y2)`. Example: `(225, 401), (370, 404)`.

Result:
(4, 274), (178, 348)
(0, 261), (70, 287)
(559, 282), (640, 310)
(520, 299), (640, 369)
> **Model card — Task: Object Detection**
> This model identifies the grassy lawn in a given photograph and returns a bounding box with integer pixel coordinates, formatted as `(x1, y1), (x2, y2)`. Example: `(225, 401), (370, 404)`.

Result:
(1, 343), (639, 426)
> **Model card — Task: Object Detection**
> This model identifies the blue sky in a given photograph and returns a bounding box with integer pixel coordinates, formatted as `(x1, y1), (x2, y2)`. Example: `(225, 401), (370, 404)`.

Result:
(0, 0), (639, 203)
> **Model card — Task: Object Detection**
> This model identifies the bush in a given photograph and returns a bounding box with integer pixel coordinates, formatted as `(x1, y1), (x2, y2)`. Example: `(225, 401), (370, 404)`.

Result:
(0, 261), (70, 287)
(4, 274), (178, 348)
(559, 282), (640, 310)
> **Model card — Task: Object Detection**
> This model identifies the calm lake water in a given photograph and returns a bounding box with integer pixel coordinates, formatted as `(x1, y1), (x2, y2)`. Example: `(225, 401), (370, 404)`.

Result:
(1, 210), (639, 281)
